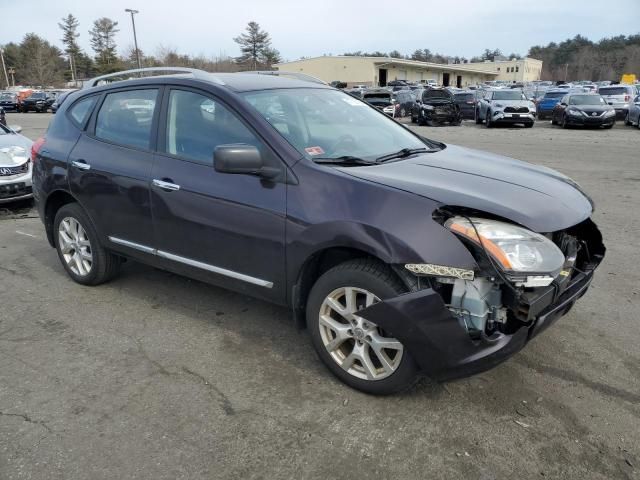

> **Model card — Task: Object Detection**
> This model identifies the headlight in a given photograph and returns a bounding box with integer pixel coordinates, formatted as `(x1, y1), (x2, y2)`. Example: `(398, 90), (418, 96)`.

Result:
(567, 108), (581, 116)
(604, 109), (616, 117)
(422, 104), (434, 110)
(494, 103), (504, 108)
(445, 217), (565, 279)
(0, 146), (29, 165)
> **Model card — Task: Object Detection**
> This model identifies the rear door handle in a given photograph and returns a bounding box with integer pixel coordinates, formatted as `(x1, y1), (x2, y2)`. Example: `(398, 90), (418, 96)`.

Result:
(152, 179), (180, 191)
(71, 160), (91, 170)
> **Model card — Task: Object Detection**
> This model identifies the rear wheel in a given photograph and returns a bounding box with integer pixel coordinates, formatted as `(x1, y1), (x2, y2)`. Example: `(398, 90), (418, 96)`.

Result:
(475, 108), (482, 124)
(307, 259), (418, 395)
(485, 110), (493, 128)
(561, 114), (569, 129)
(625, 112), (632, 126)
(54, 203), (121, 286)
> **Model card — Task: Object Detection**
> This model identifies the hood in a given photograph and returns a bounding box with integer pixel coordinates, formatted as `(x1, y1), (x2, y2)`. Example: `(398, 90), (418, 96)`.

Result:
(0, 133), (34, 152)
(338, 145), (593, 232)
(491, 99), (531, 107)
(568, 104), (612, 113)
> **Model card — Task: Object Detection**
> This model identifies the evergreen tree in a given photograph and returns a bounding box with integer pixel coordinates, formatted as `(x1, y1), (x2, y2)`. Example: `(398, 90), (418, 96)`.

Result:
(234, 21), (272, 70)
(89, 17), (120, 73)
(58, 14), (81, 81)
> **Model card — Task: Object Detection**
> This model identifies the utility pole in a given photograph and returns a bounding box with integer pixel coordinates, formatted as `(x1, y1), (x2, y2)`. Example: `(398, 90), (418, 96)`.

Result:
(564, 63), (569, 82)
(125, 9), (142, 69)
(69, 54), (76, 84)
(8, 68), (15, 87)
(0, 48), (9, 89)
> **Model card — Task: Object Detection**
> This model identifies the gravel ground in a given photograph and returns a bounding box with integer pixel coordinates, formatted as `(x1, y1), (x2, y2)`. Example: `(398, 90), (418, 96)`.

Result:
(1, 113), (639, 480)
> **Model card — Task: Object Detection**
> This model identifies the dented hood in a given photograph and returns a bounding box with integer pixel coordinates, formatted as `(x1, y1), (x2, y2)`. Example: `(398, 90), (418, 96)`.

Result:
(340, 144), (593, 232)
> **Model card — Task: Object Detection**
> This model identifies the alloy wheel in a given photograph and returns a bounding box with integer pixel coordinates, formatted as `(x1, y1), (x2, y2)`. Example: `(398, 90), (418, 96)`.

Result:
(58, 217), (93, 276)
(318, 286), (404, 381)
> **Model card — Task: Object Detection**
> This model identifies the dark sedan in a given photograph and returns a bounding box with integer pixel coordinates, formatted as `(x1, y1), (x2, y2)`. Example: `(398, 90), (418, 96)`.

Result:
(20, 91), (55, 113)
(0, 92), (19, 112)
(552, 94), (616, 129)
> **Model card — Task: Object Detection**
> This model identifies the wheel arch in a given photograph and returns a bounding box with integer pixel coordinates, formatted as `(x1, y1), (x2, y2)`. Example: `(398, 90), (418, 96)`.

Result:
(290, 245), (415, 329)
(43, 190), (80, 247)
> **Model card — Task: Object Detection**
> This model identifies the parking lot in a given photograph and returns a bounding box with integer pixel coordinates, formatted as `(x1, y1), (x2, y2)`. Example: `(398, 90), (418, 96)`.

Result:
(1, 112), (639, 479)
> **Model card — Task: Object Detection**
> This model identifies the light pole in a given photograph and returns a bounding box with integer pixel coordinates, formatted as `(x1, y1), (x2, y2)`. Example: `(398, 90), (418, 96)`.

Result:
(125, 9), (141, 69)
(0, 48), (10, 89)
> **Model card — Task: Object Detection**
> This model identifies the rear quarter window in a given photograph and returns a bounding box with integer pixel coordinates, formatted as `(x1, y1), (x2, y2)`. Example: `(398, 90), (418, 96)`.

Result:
(68, 96), (98, 128)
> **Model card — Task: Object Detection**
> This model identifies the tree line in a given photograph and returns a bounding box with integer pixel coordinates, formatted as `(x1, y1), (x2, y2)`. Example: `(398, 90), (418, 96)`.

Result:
(528, 34), (640, 81)
(1, 17), (281, 87)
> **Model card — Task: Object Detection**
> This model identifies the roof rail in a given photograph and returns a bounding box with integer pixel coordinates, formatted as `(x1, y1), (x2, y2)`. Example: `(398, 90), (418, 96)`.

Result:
(238, 70), (327, 85)
(82, 67), (225, 89)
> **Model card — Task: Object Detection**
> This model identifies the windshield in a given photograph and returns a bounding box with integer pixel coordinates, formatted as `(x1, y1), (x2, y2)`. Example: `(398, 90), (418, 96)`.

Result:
(544, 92), (565, 99)
(598, 87), (629, 96)
(569, 95), (606, 105)
(455, 93), (475, 102)
(242, 88), (434, 161)
(29, 92), (46, 99)
(492, 91), (526, 101)
(0, 93), (15, 100)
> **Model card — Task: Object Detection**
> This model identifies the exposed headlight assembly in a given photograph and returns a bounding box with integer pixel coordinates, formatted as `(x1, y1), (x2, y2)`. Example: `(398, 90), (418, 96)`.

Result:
(604, 109), (616, 117)
(567, 108), (582, 116)
(445, 217), (566, 286)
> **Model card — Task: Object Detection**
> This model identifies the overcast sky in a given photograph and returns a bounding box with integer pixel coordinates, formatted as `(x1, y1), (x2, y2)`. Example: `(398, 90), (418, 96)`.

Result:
(1, 0), (639, 61)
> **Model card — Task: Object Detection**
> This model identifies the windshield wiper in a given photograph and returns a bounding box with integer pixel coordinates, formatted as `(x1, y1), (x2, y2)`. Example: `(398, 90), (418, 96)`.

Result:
(376, 147), (434, 163)
(313, 155), (378, 166)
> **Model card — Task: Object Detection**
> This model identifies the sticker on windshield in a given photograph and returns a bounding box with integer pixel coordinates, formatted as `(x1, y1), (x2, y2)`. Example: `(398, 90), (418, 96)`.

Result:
(305, 146), (325, 156)
(342, 97), (364, 106)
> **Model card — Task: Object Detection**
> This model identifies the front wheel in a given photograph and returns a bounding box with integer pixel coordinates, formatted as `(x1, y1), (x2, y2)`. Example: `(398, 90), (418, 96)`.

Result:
(485, 110), (493, 128)
(475, 108), (483, 124)
(625, 113), (632, 126)
(54, 203), (121, 286)
(307, 259), (418, 395)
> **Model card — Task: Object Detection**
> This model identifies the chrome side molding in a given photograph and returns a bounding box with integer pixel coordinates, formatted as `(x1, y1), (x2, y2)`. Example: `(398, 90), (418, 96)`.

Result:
(107, 236), (273, 288)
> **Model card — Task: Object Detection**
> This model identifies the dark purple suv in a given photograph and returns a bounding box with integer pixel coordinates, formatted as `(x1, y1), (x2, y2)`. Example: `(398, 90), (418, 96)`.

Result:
(32, 68), (605, 394)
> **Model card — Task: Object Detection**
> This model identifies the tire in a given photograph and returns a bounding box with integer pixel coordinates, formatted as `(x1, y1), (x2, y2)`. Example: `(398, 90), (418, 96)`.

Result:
(538, 112), (545, 120)
(417, 113), (426, 126)
(625, 113), (632, 126)
(307, 259), (419, 395)
(561, 114), (569, 129)
(551, 113), (558, 125)
(524, 122), (533, 128)
(475, 108), (482, 124)
(400, 108), (406, 117)
(603, 124), (613, 129)
(53, 203), (121, 286)
(485, 110), (492, 128)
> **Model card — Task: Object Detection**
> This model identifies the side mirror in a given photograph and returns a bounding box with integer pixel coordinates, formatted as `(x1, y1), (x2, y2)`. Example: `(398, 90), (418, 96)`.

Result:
(214, 144), (279, 179)
(560, 102), (567, 106)
(9, 125), (22, 133)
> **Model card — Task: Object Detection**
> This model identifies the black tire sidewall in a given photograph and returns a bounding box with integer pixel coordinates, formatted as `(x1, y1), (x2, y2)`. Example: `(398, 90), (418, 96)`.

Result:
(307, 261), (418, 395)
(53, 203), (112, 286)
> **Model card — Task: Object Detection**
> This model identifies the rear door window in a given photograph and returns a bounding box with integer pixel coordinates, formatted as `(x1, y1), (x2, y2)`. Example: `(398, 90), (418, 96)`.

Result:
(95, 89), (158, 150)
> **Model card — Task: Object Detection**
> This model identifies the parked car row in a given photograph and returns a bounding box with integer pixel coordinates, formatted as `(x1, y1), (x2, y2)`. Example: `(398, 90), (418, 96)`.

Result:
(0, 89), (78, 114)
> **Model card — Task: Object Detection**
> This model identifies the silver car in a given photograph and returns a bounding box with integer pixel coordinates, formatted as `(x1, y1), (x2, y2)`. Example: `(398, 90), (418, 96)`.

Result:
(625, 92), (640, 129)
(0, 123), (34, 204)
(598, 85), (637, 120)
(475, 89), (536, 127)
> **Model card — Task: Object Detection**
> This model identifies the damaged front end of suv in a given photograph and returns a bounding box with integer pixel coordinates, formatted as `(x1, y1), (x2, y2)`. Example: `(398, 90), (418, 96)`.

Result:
(358, 211), (605, 381)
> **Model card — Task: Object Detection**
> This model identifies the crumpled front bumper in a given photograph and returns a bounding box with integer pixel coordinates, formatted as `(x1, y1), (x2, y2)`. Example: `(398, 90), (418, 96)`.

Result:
(358, 268), (594, 381)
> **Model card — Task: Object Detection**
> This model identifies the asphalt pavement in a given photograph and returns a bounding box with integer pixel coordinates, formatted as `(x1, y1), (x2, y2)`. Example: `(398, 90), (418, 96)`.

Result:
(1, 112), (639, 480)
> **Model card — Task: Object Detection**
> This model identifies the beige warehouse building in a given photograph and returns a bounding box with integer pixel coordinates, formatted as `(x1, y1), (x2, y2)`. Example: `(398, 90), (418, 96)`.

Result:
(275, 56), (542, 87)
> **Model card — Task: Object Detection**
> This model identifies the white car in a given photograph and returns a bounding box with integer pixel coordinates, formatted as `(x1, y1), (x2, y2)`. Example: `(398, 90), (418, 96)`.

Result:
(0, 123), (34, 204)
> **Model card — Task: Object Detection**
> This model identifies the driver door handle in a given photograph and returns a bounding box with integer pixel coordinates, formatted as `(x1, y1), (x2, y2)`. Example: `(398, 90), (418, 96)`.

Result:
(152, 179), (180, 192)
